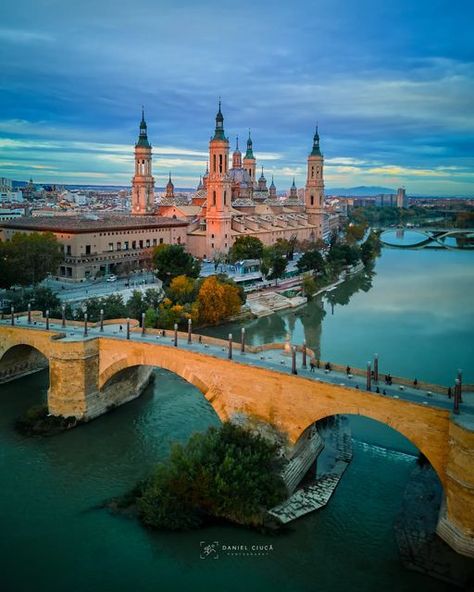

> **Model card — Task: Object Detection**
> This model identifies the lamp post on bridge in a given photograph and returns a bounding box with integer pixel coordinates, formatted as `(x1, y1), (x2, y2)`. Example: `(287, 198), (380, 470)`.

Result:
(188, 318), (192, 344)
(61, 303), (66, 329)
(83, 313), (88, 337)
(141, 312), (146, 336)
(228, 333), (233, 360)
(458, 369), (463, 403)
(10, 306), (14, 326)
(374, 353), (379, 382)
(366, 361), (372, 391)
(100, 309), (104, 332)
(292, 346), (297, 375)
(240, 327), (246, 354)
(45, 310), (50, 331)
(27, 303), (32, 325)
(126, 318), (130, 340)
(174, 323), (178, 347)
(302, 340), (307, 369)
(454, 378), (461, 415)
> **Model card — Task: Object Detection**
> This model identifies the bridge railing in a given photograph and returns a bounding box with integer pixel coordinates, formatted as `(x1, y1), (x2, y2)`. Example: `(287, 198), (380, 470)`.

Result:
(2, 312), (462, 396)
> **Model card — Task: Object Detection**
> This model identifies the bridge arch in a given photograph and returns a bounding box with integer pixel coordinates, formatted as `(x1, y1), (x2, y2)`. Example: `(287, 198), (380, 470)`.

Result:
(98, 351), (226, 422)
(0, 343), (50, 385)
(294, 406), (448, 486)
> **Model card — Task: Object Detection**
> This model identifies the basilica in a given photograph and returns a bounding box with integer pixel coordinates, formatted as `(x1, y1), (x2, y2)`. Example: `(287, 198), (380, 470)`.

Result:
(132, 103), (326, 259)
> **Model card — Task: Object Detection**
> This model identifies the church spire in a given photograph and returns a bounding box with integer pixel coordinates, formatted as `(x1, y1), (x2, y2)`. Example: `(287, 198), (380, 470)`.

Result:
(310, 124), (322, 156)
(136, 107), (150, 148)
(213, 98), (225, 140)
(245, 129), (255, 159)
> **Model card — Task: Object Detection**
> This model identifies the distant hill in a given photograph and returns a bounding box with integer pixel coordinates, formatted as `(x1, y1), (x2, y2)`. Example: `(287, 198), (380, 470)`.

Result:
(326, 186), (395, 196)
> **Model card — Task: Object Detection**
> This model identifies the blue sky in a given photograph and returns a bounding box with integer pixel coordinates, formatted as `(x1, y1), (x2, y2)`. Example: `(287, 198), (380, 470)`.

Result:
(0, 0), (473, 195)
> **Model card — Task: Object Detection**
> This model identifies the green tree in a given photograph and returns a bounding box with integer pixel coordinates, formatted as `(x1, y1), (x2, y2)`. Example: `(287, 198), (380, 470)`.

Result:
(136, 422), (286, 530)
(296, 249), (325, 274)
(302, 273), (319, 298)
(126, 290), (146, 321)
(228, 236), (264, 262)
(152, 244), (201, 286)
(261, 246), (287, 285)
(0, 232), (63, 288)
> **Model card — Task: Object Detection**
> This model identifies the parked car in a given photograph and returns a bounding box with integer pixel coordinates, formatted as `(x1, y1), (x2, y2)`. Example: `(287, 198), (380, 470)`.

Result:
(106, 275), (117, 282)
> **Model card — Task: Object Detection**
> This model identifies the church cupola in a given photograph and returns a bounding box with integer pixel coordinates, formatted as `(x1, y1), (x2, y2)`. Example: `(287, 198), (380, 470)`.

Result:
(269, 175), (277, 198)
(136, 107), (151, 148)
(258, 166), (267, 191)
(245, 130), (255, 159)
(243, 129), (256, 187)
(165, 172), (174, 198)
(197, 175), (203, 190)
(232, 136), (242, 169)
(289, 177), (298, 199)
(310, 125), (322, 157)
(213, 99), (226, 140)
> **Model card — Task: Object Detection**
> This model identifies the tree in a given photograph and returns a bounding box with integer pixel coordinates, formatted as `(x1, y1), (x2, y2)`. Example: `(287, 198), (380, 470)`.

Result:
(136, 422), (286, 530)
(228, 236), (264, 263)
(345, 223), (367, 243)
(126, 290), (146, 321)
(166, 275), (197, 305)
(197, 276), (242, 325)
(152, 244), (201, 286)
(261, 246), (287, 286)
(302, 273), (319, 298)
(0, 232), (63, 288)
(327, 242), (361, 267)
(296, 249), (325, 275)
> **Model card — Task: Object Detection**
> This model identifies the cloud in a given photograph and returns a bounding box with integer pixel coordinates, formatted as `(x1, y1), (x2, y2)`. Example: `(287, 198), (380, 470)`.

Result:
(0, 28), (54, 44)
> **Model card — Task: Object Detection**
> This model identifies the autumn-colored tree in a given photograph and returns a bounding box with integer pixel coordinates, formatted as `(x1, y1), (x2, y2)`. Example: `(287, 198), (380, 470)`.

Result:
(197, 276), (242, 325)
(166, 275), (197, 304)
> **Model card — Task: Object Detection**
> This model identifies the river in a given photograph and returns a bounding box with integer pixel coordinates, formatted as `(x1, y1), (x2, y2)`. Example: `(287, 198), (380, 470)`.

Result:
(0, 247), (473, 592)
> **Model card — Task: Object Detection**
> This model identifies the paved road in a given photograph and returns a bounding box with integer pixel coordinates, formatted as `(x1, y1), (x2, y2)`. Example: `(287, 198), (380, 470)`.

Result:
(41, 272), (160, 303)
(3, 316), (472, 424)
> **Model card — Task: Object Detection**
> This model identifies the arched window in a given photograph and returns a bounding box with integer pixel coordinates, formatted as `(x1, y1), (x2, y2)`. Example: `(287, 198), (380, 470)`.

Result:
(311, 166), (314, 179)
(219, 154), (223, 173)
(213, 191), (216, 206)
(310, 194), (314, 206)
(213, 154), (217, 173)
(224, 190), (227, 205)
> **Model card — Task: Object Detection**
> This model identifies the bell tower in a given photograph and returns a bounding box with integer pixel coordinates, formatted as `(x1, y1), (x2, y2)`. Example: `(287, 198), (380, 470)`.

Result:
(132, 108), (155, 215)
(305, 126), (325, 237)
(206, 100), (232, 257)
(243, 130), (257, 188)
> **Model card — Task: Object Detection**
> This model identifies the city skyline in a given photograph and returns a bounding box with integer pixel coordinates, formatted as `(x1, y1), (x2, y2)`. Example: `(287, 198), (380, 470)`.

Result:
(1, 0), (473, 195)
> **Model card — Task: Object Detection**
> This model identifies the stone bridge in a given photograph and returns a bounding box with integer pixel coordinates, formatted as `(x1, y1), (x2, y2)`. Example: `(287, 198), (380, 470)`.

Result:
(0, 318), (473, 557)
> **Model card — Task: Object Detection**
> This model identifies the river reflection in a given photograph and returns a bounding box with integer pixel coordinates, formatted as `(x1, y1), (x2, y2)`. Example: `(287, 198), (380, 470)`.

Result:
(202, 249), (474, 385)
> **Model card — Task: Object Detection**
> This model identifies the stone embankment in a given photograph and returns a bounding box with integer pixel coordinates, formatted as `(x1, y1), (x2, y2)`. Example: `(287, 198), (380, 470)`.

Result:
(269, 416), (353, 524)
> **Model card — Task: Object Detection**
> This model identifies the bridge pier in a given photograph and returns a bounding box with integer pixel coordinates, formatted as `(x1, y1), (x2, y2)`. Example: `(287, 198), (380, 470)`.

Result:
(437, 420), (474, 557)
(48, 340), (102, 420)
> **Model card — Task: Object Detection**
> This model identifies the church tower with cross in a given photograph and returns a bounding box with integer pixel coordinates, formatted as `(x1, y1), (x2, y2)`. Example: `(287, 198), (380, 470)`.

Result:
(131, 109), (155, 215)
(205, 101), (232, 257)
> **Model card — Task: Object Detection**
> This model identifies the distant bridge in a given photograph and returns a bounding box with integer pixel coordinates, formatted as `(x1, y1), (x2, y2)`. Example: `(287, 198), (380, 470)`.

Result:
(379, 227), (474, 250)
(1, 314), (474, 557)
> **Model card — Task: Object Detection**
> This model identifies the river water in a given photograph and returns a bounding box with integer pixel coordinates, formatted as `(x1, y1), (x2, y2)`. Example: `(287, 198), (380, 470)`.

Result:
(1, 248), (473, 592)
